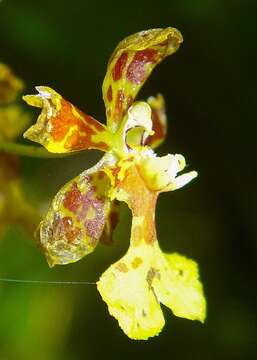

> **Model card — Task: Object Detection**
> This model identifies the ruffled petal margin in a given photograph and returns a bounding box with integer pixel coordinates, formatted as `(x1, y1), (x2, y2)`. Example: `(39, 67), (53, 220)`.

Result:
(97, 242), (206, 340)
(23, 86), (111, 153)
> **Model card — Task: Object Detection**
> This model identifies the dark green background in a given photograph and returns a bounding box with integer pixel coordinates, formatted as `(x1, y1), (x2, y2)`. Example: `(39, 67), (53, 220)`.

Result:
(0, 0), (256, 359)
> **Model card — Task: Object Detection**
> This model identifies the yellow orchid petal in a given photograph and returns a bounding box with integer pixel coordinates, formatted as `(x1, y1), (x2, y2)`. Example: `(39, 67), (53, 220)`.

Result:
(0, 63), (24, 105)
(145, 94), (167, 149)
(39, 159), (112, 267)
(153, 252), (206, 322)
(98, 239), (206, 339)
(102, 27), (182, 131)
(97, 242), (165, 340)
(23, 86), (112, 153)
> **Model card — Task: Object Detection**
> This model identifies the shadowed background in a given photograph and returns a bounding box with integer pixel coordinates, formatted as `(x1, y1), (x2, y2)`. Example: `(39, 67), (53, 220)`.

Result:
(0, 0), (256, 359)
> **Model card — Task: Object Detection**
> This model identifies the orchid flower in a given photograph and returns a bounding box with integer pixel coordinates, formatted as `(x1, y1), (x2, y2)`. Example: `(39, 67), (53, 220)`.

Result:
(23, 27), (206, 340)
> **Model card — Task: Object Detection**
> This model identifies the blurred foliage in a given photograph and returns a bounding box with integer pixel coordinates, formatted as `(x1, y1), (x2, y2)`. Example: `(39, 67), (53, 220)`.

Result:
(0, 0), (256, 359)
(0, 63), (39, 238)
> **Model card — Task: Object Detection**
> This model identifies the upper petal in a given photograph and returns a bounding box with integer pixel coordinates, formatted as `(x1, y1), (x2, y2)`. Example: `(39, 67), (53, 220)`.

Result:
(102, 27), (183, 132)
(39, 158), (113, 267)
(23, 86), (111, 153)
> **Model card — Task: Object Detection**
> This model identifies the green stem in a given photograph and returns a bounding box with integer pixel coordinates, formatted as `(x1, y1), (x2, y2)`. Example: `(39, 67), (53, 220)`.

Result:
(0, 140), (70, 158)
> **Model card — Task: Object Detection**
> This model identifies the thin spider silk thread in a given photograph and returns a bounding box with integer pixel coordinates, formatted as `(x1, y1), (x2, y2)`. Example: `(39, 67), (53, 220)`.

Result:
(0, 278), (96, 285)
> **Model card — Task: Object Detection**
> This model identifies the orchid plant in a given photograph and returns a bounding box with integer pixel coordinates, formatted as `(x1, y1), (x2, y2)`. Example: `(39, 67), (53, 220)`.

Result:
(22, 27), (206, 340)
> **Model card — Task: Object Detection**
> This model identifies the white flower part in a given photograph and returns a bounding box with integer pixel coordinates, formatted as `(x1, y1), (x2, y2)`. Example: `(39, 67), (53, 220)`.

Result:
(138, 152), (196, 192)
(35, 86), (53, 99)
(123, 102), (154, 150)
(165, 153), (186, 179)
(127, 101), (153, 134)
(132, 146), (156, 159)
(165, 171), (198, 192)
